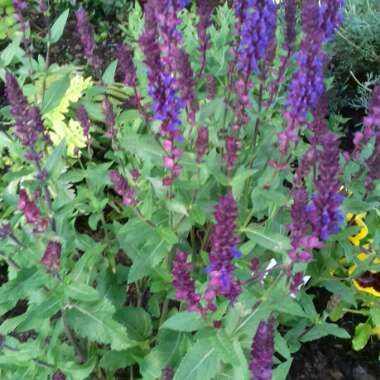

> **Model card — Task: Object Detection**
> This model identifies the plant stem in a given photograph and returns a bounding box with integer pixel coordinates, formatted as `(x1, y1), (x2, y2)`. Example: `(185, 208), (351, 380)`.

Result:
(63, 313), (87, 364)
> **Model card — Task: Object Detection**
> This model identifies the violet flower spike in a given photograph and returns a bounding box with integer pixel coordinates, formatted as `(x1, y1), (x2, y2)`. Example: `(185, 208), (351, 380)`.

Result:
(172, 250), (202, 313)
(116, 43), (137, 87)
(76, 105), (91, 140)
(5, 73), (46, 161)
(102, 97), (117, 138)
(110, 170), (136, 206)
(75, 7), (100, 69)
(284, 0), (297, 50)
(307, 132), (344, 241)
(196, 0), (215, 74)
(250, 319), (274, 380)
(206, 193), (240, 309)
(162, 367), (173, 380)
(18, 189), (48, 233)
(196, 127), (209, 163)
(41, 241), (62, 273)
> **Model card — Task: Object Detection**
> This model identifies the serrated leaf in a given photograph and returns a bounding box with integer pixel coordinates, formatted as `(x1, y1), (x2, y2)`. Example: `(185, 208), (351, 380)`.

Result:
(211, 332), (240, 366)
(161, 312), (207, 332)
(116, 307), (153, 341)
(65, 283), (101, 303)
(243, 224), (291, 253)
(65, 299), (135, 351)
(173, 339), (219, 380)
(50, 9), (69, 44)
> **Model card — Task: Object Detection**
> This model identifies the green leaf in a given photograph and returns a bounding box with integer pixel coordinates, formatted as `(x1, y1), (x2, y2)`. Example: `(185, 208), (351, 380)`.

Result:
(50, 9), (69, 44)
(44, 139), (66, 177)
(161, 312), (207, 332)
(140, 330), (183, 379)
(102, 60), (118, 85)
(322, 279), (357, 306)
(65, 283), (101, 303)
(211, 332), (240, 366)
(123, 132), (163, 162)
(272, 359), (293, 380)
(232, 169), (254, 200)
(166, 200), (188, 216)
(65, 299), (136, 351)
(274, 332), (291, 360)
(300, 322), (350, 343)
(352, 322), (372, 351)
(59, 357), (97, 380)
(243, 224), (291, 253)
(116, 307), (153, 341)
(41, 74), (70, 114)
(173, 339), (219, 380)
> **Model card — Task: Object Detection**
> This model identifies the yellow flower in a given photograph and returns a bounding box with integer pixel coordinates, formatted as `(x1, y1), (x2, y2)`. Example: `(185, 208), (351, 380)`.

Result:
(347, 213), (368, 246)
(42, 74), (93, 157)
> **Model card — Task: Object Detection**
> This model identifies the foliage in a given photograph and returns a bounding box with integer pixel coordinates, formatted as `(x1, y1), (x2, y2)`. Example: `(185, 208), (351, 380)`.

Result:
(0, 1), (379, 380)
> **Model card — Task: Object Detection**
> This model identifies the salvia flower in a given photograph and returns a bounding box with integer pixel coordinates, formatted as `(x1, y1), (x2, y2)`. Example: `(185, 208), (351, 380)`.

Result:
(365, 137), (380, 192)
(76, 105), (91, 139)
(102, 97), (117, 138)
(224, 136), (240, 172)
(206, 193), (240, 307)
(172, 250), (202, 312)
(18, 189), (48, 233)
(5, 73), (46, 161)
(206, 75), (216, 99)
(41, 241), (62, 273)
(0, 223), (11, 239)
(250, 319), (274, 380)
(306, 133), (344, 241)
(110, 170), (136, 206)
(174, 48), (198, 123)
(39, 0), (48, 13)
(139, 0), (186, 185)
(162, 367), (173, 380)
(116, 43), (137, 87)
(196, 0), (215, 72)
(235, 0), (277, 75)
(196, 127), (209, 163)
(354, 85), (380, 153)
(284, 0), (297, 50)
(320, 0), (345, 40)
(75, 7), (100, 69)
(52, 370), (66, 380)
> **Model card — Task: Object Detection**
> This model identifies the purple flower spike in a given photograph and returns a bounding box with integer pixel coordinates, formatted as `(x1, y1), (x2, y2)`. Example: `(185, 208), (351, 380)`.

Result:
(110, 170), (136, 206)
(196, 127), (209, 163)
(75, 7), (100, 69)
(235, 0), (277, 75)
(250, 319), (274, 380)
(284, 0), (297, 50)
(116, 43), (137, 87)
(162, 367), (173, 380)
(76, 105), (91, 139)
(18, 190), (48, 233)
(0, 223), (11, 239)
(102, 97), (117, 138)
(172, 250), (202, 312)
(196, 0), (215, 72)
(206, 193), (240, 306)
(41, 241), (62, 273)
(224, 136), (240, 172)
(52, 370), (66, 380)
(307, 133), (343, 241)
(5, 73), (47, 161)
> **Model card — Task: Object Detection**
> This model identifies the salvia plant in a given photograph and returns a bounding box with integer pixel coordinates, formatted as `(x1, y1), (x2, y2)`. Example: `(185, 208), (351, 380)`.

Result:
(0, 0), (379, 379)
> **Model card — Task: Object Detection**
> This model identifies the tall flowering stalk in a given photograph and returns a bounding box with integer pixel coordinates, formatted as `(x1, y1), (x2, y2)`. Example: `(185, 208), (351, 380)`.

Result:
(196, 0), (215, 75)
(75, 7), (100, 69)
(307, 132), (344, 241)
(205, 193), (241, 310)
(18, 190), (48, 233)
(250, 319), (274, 380)
(280, 0), (345, 154)
(172, 251), (202, 312)
(110, 170), (136, 206)
(139, 0), (187, 186)
(116, 43), (137, 88)
(5, 73), (47, 163)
